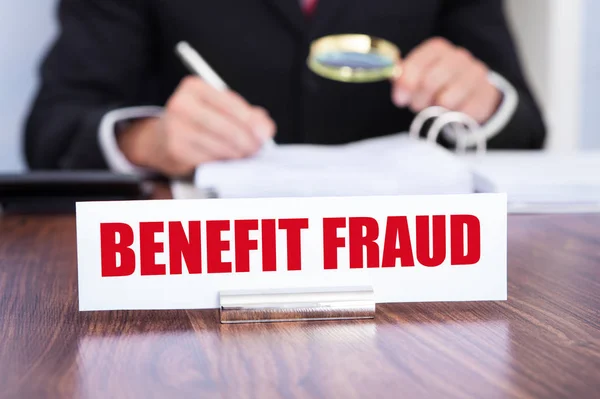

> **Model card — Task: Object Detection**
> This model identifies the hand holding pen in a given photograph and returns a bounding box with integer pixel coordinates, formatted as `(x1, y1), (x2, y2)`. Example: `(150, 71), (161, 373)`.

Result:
(117, 41), (276, 177)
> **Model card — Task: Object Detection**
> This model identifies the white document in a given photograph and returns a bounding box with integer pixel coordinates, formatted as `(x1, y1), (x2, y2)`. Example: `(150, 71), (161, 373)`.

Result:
(76, 194), (507, 311)
(465, 151), (600, 212)
(195, 133), (474, 198)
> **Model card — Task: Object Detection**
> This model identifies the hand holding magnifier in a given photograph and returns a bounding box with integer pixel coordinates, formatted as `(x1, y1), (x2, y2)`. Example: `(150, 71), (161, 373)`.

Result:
(307, 34), (402, 83)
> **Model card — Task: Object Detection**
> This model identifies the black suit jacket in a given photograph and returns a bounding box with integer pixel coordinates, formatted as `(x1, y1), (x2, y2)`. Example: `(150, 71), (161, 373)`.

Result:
(24, 0), (546, 170)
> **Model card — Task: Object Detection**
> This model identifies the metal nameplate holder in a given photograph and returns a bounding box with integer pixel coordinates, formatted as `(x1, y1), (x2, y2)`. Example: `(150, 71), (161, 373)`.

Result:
(219, 286), (375, 324)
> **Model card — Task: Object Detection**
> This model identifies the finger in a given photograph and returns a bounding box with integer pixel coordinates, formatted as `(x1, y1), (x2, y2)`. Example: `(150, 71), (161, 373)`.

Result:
(456, 83), (501, 124)
(250, 106), (277, 140)
(185, 130), (246, 161)
(183, 77), (274, 141)
(168, 117), (244, 163)
(171, 91), (260, 155)
(435, 59), (488, 111)
(409, 48), (473, 112)
(393, 37), (453, 107)
(194, 103), (262, 155)
(180, 76), (253, 123)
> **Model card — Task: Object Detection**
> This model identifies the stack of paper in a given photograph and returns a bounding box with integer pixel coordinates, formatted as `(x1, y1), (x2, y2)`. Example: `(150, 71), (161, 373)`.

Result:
(195, 134), (475, 198)
(465, 151), (600, 213)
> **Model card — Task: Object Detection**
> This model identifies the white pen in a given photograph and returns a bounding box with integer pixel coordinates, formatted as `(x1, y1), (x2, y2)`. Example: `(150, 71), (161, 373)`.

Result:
(174, 41), (275, 147)
(175, 41), (229, 91)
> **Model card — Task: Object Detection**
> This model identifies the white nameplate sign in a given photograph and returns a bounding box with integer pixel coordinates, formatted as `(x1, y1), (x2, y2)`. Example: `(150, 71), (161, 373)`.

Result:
(76, 194), (507, 311)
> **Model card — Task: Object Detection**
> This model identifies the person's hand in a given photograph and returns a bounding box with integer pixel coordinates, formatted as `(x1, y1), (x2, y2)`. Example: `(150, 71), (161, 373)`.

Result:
(118, 76), (276, 177)
(392, 37), (501, 124)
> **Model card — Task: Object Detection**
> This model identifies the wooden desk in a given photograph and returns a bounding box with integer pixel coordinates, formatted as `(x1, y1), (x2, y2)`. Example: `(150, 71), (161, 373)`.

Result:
(0, 212), (598, 399)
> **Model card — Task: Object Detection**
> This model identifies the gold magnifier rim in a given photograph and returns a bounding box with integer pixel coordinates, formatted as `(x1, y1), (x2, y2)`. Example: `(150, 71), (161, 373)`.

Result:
(307, 34), (401, 83)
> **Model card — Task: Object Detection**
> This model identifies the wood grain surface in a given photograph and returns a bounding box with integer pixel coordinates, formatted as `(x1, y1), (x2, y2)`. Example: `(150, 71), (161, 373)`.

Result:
(0, 212), (599, 399)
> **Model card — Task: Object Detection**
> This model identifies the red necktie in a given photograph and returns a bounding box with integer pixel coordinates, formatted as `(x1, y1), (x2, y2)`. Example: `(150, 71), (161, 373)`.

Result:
(302, 0), (318, 17)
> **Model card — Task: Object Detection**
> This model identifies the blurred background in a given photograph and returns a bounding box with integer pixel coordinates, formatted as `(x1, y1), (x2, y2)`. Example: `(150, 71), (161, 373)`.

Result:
(0, 0), (598, 172)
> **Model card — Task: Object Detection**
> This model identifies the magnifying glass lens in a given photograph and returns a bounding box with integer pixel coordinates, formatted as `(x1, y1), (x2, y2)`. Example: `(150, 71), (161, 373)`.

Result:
(315, 51), (395, 70)
(308, 34), (401, 83)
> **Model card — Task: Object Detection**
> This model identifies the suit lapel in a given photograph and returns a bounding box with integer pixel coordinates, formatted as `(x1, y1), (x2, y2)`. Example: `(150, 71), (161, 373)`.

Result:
(263, 0), (306, 36)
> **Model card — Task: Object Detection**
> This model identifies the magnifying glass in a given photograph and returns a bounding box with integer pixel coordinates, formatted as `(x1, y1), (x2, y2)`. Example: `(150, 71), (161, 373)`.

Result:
(307, 34), (402, 83)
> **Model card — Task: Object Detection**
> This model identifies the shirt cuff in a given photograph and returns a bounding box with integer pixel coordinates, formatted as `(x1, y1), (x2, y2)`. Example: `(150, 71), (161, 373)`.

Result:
(98, 106), (164, 175)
